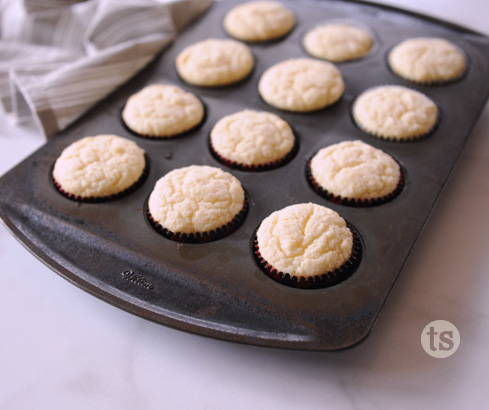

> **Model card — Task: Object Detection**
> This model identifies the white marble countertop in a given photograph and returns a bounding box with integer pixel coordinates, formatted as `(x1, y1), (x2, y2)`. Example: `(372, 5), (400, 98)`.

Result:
(1, 1), (488, 409)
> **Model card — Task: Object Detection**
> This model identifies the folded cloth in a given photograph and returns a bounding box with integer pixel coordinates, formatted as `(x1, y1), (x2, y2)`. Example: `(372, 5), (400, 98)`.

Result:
(0, 0), (213, 137)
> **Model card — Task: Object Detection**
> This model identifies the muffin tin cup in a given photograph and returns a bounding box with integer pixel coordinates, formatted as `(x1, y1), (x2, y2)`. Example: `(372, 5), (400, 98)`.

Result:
(252, 222), (363, 289)
(174, 50), (257, 90)
(51, 155), (150, 203)
(146, 194), (249, 244)
(350, 86), (442, 142)
(257, 82), (345, 115)
(300, 18), (378, 64)
(208, 135), (299, 172)
(221, 13), (297, 45)
(384, 42), (470, 86)
(119, 98), (208, 140)
(305, 158), (406, 207)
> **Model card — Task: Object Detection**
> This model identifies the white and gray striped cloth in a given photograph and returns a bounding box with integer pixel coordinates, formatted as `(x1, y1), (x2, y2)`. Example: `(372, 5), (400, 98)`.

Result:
(0, 0), (213, 137)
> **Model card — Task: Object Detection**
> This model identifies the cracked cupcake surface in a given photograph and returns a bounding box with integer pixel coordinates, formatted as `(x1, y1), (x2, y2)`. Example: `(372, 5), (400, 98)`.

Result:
(256, 203), (353, 278)
(176, 38), (254, 87)
(388, 37), (466, 83)
(53, 134), (146, 199)
(122, 84), (204, 138)
(303, 23), (373, 62)
(210, 110), (295, 166)
(310, 140), (400, 200)
(224, 1), (295, 42)
(258, 58), (344, 112)
(148, 165), (245, 234)
(352, 85), (438, 140)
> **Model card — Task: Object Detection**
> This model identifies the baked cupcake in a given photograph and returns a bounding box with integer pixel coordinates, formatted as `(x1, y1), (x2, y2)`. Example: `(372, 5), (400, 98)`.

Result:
(147, 165), (248, 242)
(352, 85), (438, 141)
(307, 140), (403, 206)
(303, 23), (374, 62)
(253, 203), (361, 288)
(52, 135), (147, 202)
(258, 58), (344, 112)
(388, 37), (466, 84)
(176, 38), (254, 87)
(209, 110), (296, 170)
(122, 84), (205, 138)
(224, 1), (295, 42)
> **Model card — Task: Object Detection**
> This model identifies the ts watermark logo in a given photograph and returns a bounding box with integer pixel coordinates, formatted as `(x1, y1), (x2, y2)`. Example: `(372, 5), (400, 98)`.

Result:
(421, 320), (460, 358)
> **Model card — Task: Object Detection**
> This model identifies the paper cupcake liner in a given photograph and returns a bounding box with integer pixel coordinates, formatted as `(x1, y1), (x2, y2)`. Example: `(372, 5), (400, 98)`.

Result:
(352, 113), (439, 142)
(208, 136), (299, 172)
(305, 158), (405, 207)
(228, 32), (294, 45)
(350, 89), (440, 142)
(146, 195), (249, 243)
(52, 155), (150, 203)
(119, 101), (207, 140)
(252, 222), (362, 289)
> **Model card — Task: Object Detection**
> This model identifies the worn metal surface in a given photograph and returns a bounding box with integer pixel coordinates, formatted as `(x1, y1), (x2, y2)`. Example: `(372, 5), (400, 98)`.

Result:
(1, 0), (489, 350)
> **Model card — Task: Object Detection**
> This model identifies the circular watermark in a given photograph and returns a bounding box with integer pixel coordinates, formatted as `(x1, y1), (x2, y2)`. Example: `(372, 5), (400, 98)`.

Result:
(421, 320), (460, 358)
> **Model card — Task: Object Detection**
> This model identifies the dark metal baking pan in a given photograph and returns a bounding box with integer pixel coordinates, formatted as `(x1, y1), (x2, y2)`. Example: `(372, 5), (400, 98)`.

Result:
(1, 0), (489, 351)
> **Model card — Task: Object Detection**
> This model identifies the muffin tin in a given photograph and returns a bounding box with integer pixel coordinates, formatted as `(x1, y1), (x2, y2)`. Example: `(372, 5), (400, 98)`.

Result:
(1, 0), (489, 351)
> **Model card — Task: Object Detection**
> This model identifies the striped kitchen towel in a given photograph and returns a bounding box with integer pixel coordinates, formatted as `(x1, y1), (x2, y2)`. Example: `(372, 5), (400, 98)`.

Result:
(0, 0), (213, 137)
